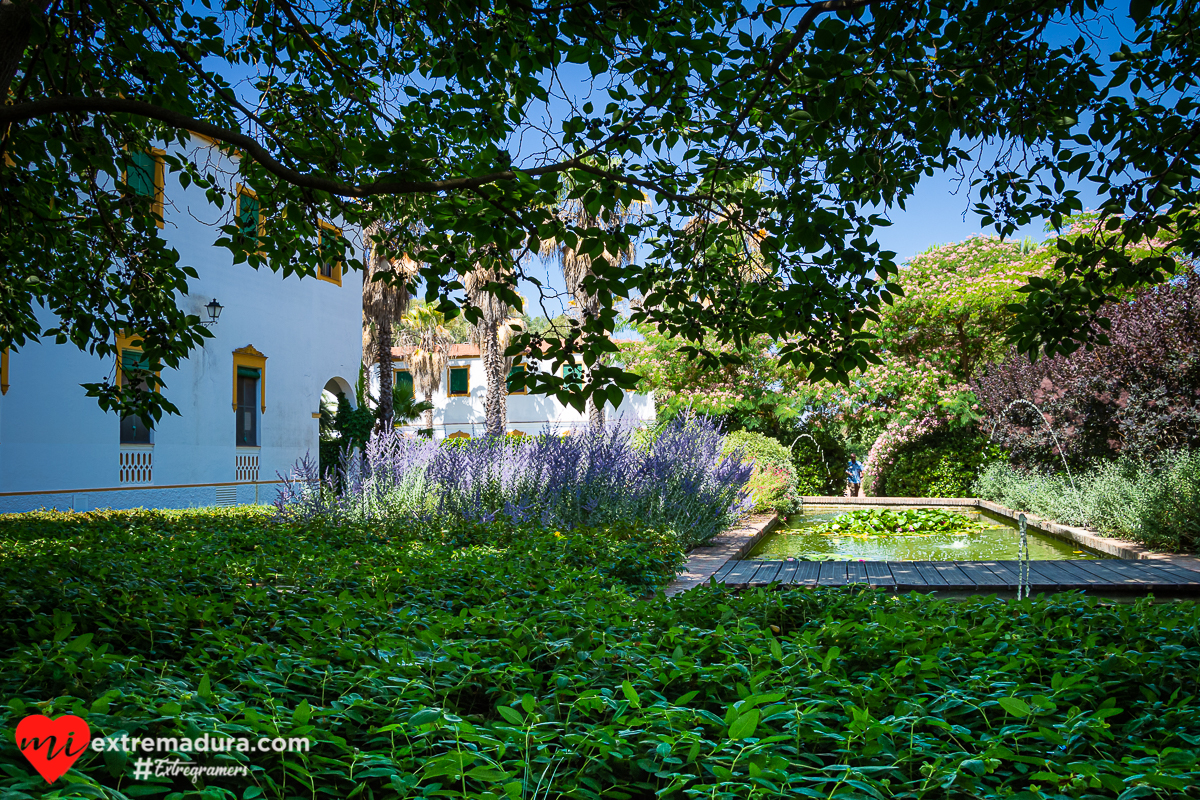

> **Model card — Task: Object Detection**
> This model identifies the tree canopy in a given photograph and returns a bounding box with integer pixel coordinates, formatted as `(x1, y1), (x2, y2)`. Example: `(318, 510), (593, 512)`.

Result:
(1, 0), (1197, 421)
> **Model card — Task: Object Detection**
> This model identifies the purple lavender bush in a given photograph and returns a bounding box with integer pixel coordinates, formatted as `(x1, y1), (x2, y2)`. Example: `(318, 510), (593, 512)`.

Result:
(277, 415), (752, 548)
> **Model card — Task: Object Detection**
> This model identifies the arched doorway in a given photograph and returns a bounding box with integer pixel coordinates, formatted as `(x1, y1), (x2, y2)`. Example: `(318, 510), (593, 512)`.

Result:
(319, 376), (357, 477)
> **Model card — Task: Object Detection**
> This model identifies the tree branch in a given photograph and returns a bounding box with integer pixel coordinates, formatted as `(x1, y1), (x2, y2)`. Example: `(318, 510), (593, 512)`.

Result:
(1, 95), (715, 204)
(0, 96), (543, 195)
(0, 0), (51, 100)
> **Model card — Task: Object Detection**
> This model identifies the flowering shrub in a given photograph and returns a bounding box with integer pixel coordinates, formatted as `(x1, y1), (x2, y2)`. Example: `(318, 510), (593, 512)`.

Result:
(816, 235), (1054, 441)
(720, 430), (799, 512)
(861, 413), (945, 496)
(974, 273), (1200, 469)
(819, 223), (1174, 454)
(277, 415), (753, 548)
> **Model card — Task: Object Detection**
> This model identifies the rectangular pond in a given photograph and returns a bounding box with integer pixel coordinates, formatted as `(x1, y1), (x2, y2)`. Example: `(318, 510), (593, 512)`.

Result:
(747, 504), (1110, 561)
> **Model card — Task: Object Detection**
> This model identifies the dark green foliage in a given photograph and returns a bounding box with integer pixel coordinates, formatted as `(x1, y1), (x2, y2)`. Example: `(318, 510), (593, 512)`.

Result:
(884, 427), (1004, 498)
(845, 420), (885, 469)
(3, 509), (1200, 797)
(808, 507), (985, 537)
(790, 425), (848, 496)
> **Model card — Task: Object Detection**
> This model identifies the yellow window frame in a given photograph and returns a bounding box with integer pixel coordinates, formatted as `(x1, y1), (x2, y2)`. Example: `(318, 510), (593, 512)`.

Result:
(395, 368), (414, 392)
(447, 365), (471, 397)
(236, 184), (265, 244)
(232, 344), (268, 412)
(115, 332), (162, 389)
(317, 220), (343, 286)
(507, 363), (527, 395)
(121, 147), (166, 228)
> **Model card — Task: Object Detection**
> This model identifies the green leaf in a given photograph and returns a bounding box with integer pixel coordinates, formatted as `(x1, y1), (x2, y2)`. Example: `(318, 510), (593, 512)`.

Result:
(729, 708), (760, 740)
(64, 633), (93, 652)
(998, 696), (1031, 717)
(497, 706), (524, 726)
(293, 699), (311, 727)
(409, 707), (441, 725)
(621, 680), (641, 708)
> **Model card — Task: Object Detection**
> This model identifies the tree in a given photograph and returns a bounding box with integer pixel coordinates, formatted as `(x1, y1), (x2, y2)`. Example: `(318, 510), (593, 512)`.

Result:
(362, 236), (413, 432)
(463, 263), (520, 436)
(397, 303), (453, 433)
(540, 182), (643, 428)
(975, 272), (1200, 469)
(621, 326), (810, 435)
(3, 0), (1198, 425)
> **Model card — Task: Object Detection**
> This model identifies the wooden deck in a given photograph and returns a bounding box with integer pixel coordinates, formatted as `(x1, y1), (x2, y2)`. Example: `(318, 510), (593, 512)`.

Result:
(711, 557), (1200, 595)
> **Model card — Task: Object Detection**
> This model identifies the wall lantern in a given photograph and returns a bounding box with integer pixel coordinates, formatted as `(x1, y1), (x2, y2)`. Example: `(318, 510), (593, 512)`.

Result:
(204, 298), (223, 326)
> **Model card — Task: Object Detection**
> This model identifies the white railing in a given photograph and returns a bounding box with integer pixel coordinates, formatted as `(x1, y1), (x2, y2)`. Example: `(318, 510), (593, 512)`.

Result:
(119, 450), (153, 484)
(236, 454), (260, 482)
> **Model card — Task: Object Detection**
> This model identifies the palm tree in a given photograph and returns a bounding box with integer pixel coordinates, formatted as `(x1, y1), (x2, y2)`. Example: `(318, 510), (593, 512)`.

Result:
(540, 190), (643, 429)
(397, 303), (453, 434)
(463, 261), (520, 437)
(681, 174), (770, 287)
(361, 223), (415, 433)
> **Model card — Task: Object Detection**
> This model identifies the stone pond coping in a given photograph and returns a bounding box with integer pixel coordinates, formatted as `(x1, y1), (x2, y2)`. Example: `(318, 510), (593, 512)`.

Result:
(664, 497), (1200, 596)
(664, 513), (780, 596)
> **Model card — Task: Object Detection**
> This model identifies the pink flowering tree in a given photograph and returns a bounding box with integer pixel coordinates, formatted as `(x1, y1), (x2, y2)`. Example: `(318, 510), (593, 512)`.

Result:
(817, 235), (1052, 446)
(825, 219), (1173, 493)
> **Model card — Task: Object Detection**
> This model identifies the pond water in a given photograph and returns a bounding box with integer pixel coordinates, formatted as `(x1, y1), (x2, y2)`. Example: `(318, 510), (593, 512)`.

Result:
(748, 505), (1107, 561)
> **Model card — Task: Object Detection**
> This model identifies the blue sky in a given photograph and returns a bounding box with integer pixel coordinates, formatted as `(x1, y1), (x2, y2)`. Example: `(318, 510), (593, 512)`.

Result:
(513, 0), (1135, 317)
(519, 162), (1107, 321)
(871, 170), (1101, 264)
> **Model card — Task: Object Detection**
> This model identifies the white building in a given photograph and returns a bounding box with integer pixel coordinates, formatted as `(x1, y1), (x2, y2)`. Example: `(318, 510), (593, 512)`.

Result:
(0, 135), (363, 513)
(389, 341), (655, 438)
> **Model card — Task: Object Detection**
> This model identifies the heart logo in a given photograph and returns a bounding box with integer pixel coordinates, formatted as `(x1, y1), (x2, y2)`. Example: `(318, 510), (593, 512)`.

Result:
(15, 714), (91, 784)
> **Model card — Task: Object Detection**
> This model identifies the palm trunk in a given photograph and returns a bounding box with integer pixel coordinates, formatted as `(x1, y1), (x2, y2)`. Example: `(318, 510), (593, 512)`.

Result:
(586, 350), (606, 430)
(587, 394), (605, 430)
(483, 323), (506, 436)
(424, 391), (434, 434)
(376, 319), (394, 433)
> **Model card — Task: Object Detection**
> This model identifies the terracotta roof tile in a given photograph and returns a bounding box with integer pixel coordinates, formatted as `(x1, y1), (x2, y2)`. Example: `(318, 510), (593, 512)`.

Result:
(391, 343), (480, 359)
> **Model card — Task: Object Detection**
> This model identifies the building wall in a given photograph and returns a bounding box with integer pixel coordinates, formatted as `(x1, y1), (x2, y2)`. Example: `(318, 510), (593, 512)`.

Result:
(0, 135), (363, 513)
(393, 355), (655, 438)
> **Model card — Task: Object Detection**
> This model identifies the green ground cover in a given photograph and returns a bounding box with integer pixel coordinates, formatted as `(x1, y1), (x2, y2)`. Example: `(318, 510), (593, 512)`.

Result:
(2, 508), (1199, 799)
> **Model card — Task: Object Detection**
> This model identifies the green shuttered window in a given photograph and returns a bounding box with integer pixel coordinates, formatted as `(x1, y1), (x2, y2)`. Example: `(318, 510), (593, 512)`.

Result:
(449, 366), (469, 396)
(127, 151), (157, 198)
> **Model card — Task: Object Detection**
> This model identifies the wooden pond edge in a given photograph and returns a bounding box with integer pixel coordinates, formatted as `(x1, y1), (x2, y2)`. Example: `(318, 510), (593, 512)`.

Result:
(663, 498), (1200, 597)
